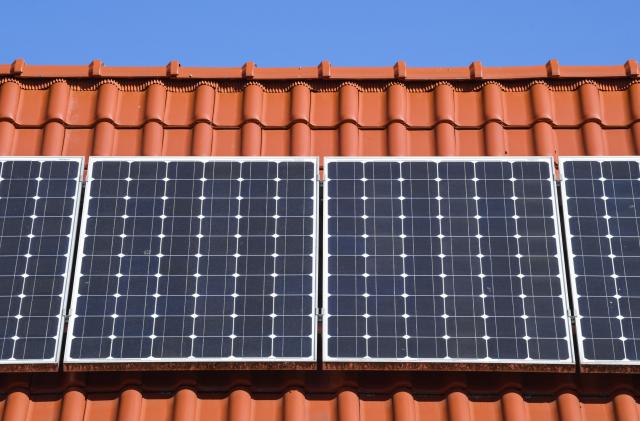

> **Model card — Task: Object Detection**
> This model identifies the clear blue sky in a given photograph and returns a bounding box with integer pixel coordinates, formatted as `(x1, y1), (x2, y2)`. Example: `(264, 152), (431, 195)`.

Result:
(1, 0), (638, 67)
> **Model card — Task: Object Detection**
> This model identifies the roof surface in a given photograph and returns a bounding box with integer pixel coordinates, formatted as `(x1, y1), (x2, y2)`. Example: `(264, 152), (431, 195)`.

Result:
(0, 61), (640, 421)
(1, 60), (640, 167)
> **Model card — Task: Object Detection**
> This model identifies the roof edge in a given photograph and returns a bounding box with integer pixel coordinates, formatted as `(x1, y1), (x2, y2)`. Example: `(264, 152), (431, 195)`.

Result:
(6, 370), (640, 397)
(2, 59), (639, 80)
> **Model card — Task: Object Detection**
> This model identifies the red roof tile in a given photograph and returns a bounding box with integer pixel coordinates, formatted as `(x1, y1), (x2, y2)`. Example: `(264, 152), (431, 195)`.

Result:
(0, 61), (639, 420)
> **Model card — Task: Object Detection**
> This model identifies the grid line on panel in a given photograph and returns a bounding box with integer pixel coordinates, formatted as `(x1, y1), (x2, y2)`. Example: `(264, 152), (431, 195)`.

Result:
(535, 162), (562, 360)
(270, 164), (279, 358)
(511, 163), (530, 360)
(389, 163), (401, 358)
(268, 164), (276, 357)
(361, 169), (367, 358)
(618, 161), (640, 358)
(475, 164), (491, 356)
(12, 161), (39, 360)
(189, 163), (206, 358)
(435, 164), (447, 358)
(2, 161), (18, 358)
(363, 166), (371, 358)
(624, 160), (640, 358)
(3, 161), (19, 358)
(471, 163), (490, 360)
(1, 161), (13, 358)
(26, 162), (48, 359)
(230, 165), (241, 357)
(35, 162), (72, 360)
(153, 163), (181, 359)
(301, 161), (312, 356)
(229, 163), (240, 352)
(252, 161), (265, 357)
(398, 164), (409, 357)
(113, 163), (132, 359)
(605, 164), (628, 358)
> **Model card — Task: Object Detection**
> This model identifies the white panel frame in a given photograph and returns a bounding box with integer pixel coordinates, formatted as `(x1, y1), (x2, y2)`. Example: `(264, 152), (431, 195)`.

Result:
(0, 156), (84, 370)
(64, 156), (319, 368)
(323, 156), (575, 367)
(559, 156), (640, 369)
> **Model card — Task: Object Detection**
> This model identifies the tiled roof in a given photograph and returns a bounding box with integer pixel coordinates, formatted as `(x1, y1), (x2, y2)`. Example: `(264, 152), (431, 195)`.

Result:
(1, 63), (640, 163)
(0, 61), (640, 420)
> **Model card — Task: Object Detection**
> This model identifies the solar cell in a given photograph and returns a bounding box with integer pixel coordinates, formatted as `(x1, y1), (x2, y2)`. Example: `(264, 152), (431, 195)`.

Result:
(561, 157), (640, 368)
(324, 157), (574, 368)
(65, 157), (318, 368)
(0, 157), (82, 370)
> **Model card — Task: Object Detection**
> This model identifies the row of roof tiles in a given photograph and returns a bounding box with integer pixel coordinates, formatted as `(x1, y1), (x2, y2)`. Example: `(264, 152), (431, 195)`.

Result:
(0, 79), (639, 161)
(5, 125), (639, 164)
(2, 78), (640, 127)
(5, 387), (637, 421)
(2, 371), (640, 421)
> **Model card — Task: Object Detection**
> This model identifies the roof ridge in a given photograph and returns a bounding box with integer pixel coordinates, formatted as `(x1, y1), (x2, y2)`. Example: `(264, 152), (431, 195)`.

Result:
(1, 77), (639, 93)
(2, 59), (640, 80)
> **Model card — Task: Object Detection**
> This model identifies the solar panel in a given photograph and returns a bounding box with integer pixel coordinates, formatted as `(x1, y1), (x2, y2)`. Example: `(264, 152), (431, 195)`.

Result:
(560, 157), (640, 368)
(0, 157), (82, 370)
(324, 157), (574, 368)
(65, 157), (318, 368)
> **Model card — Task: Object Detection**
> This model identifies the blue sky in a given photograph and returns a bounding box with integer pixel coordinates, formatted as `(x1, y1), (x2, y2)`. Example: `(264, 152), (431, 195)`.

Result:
(1, 0), (638, 67)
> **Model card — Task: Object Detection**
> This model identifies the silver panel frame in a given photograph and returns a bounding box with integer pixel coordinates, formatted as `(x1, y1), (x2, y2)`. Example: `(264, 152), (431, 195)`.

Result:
(0, 156), (84, 370)
(323, 156), (576, 367)
(559, 156), (640, 368)
(64, 156), (319, 367)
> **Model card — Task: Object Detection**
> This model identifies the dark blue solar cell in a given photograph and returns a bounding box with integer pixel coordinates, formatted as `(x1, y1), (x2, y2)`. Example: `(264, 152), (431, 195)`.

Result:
(364, 162), (400, 179)
(278, 161), (314, 179)
(513, 161), (551, 180)
(401, 161), (437, 179)
(326, 158), (572, 365)
(563, 160), (601, 179)
(240, 161), (277, 178)
(439, 161), (474, 179)
(67, 158), (317, 365)
(129, 161), (167, 179)
(205, 162), (241, 180)
(167, 161), (204, 179)
(602, 161), (640, 179)
(328, 161), (363, 180)
(475, 161), (512, 179)
(1, 161), (41, 178)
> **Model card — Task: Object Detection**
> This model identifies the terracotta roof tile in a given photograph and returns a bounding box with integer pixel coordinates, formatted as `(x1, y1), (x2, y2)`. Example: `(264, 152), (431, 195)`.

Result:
(0, 62), (640, 420)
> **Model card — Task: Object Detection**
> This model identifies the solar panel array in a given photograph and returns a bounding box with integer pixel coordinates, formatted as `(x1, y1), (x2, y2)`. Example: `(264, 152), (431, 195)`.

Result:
(14, 153), (640, 370)
(324, 158), (573, 364)
(66, 158), (317, 365)
(0, 158), (81, 366)
(561, 158), (640, 365)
